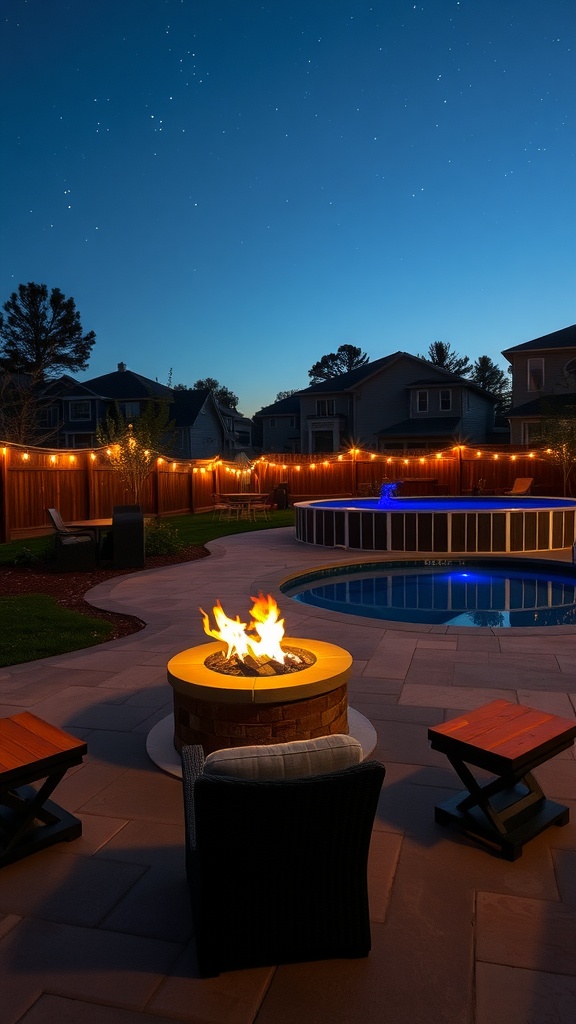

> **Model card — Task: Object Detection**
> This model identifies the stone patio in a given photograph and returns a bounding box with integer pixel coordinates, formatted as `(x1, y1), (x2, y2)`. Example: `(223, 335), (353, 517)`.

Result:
(1, 527), (575, 1024)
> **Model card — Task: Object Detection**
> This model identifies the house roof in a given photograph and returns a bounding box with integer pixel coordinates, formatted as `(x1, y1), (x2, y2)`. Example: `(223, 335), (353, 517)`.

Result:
(377, 417), (461, 437)
(297, 352), (399, 394)
(81, 368), (173, 400)
(297, 351), (495, 399)
(253, 394), (301, 417)
(170, 388), (214, 428)
(507, 393), (576, 419)
(39, 375), (100, 399)
(502, 324), (576, 359)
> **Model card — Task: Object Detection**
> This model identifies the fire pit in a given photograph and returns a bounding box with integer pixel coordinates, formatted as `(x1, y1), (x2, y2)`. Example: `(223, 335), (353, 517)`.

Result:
(167, 594), (352, 754)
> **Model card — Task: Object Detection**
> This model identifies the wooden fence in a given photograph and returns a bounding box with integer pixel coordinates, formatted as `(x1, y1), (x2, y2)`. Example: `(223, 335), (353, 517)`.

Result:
(0, 442), (568, 542)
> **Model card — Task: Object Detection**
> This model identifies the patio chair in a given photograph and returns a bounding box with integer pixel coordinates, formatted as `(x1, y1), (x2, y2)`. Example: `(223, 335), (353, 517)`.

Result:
(45, 508), (97, 571)
(504, 477), (533, 496)
(181, 735), (385, 976)
(249, 497), (270, 520)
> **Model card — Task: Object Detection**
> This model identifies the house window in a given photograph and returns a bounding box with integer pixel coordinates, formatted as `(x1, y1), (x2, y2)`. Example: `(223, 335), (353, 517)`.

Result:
(564, 358), (576, 387)
(69, 400), (91, 421)
(440, 389), (451, 411)
(269, 418), (276, 428)
(289, 417), (296, 428)
(316, 399), (335, 417)
(527, 358), (544, 392)
(417, 390), (428, 413)
(119, 401), (141, 418)
(38, 405), (59, 428)
(521, 422), (539, 444)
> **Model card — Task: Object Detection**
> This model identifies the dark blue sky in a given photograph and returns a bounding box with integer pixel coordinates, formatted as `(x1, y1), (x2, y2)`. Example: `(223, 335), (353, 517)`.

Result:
(1, 0), (574, 415)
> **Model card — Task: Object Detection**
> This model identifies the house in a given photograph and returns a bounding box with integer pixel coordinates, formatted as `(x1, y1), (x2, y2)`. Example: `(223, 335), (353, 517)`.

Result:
(252, 393), (301, 453)
(172, 388), (234, 459)
(275, 352), (498, 454)
(34, 364), (232, 459)
(216, 402), (254, 454)
(502, 325), (576, 444)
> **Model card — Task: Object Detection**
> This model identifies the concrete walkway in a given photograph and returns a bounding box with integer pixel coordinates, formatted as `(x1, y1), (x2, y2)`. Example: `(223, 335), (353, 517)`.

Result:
(1, 527), (576, 1024)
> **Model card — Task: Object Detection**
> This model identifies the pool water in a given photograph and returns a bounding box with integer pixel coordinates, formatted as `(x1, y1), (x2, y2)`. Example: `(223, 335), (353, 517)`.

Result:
(284, 561), (576, 627)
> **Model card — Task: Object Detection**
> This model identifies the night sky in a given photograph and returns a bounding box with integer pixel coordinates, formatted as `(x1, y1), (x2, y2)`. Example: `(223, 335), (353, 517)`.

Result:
(1, 0), (574, 416)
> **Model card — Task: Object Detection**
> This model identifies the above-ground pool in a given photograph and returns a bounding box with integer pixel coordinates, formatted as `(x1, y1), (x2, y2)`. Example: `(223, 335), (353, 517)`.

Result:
(295, 496), (576, 554)
(282, 558), (576, 628)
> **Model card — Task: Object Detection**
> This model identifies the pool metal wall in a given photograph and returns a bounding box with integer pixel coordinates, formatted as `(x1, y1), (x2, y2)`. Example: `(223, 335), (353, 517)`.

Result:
(295, 504), (576, 554)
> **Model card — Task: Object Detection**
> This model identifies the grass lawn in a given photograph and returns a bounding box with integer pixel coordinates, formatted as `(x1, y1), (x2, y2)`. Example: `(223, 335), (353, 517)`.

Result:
(0, 509), (296, 663)
(0, 509), (295, 566)
(0, 594), (116, 666)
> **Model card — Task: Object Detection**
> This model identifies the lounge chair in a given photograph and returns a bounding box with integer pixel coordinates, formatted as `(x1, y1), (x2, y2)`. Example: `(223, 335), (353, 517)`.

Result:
(504, 477), (533, 496)
(181, 735), (385, 975)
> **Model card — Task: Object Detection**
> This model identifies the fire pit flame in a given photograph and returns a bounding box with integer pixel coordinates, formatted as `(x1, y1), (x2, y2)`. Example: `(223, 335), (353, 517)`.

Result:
(200, 593), (294, 667)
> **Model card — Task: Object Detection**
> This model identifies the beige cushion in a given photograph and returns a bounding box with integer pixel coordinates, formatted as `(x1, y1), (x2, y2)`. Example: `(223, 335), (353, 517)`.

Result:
(203, 734), (363, 781)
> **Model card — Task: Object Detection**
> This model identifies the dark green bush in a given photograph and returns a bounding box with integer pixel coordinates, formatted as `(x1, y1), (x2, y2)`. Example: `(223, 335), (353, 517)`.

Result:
(144, 517), (183, 555)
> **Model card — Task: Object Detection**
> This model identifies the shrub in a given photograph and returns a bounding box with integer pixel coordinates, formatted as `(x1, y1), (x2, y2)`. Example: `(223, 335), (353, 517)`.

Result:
(144, 517), (183, 556)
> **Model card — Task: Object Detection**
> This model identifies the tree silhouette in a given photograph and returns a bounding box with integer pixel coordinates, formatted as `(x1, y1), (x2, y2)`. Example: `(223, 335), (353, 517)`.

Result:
(308, 344), (369, 383)
(0, 282), (95, 381)
(421, 341), (471, 377)
(470, 355), (511, 414)
(193, 377), (239, 409)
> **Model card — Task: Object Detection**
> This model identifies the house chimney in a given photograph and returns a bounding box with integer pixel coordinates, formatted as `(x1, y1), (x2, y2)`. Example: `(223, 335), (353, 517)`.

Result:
(118, 362), (126, 371)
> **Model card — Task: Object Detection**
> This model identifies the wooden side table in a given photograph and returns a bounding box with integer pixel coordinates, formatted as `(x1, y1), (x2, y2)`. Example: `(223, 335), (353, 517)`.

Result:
(428, 700), (576, 860)
(0, 712), (87, 867)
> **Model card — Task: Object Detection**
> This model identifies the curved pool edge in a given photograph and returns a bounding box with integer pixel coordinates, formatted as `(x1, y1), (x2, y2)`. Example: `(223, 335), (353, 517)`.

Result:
(253, 551), (576, 637)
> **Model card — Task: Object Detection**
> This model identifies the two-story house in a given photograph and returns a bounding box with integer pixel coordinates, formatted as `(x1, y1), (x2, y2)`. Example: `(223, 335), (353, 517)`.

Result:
(293, 352), (497, 454)
(502, 325), (576, 444)
(252, 393), (301, 453)
(35, 364), (232, 459)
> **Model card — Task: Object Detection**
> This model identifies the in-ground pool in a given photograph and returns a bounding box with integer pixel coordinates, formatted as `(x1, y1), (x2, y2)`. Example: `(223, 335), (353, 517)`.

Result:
(295, 496), (576, 554)
(282, 559), (576, 628)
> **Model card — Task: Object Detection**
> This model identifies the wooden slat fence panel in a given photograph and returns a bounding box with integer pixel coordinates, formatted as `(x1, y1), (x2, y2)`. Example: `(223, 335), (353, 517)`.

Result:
(0, 443), (568, 541)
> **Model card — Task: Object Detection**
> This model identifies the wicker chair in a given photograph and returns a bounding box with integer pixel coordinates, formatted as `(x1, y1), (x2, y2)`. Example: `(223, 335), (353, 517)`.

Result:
(181, 736), (385, 976)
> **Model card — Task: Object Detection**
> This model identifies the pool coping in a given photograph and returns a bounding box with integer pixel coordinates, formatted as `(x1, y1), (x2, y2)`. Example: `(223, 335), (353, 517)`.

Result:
(257, 551), (576, 637)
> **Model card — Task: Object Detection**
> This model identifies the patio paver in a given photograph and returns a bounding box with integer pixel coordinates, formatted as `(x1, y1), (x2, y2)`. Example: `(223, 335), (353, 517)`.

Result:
(1, 527), (575, 1023)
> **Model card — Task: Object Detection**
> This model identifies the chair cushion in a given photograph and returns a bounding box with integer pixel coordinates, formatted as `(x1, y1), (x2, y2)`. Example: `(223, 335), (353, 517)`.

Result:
(202, 734), (363, 781)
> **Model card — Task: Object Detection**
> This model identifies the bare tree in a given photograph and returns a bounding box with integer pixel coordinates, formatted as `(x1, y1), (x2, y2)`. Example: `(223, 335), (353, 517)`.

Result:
(97, 399), (176, 504)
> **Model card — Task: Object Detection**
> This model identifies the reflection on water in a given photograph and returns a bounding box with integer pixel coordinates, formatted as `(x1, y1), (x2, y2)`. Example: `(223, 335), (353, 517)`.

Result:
(290, 568), (576, 627)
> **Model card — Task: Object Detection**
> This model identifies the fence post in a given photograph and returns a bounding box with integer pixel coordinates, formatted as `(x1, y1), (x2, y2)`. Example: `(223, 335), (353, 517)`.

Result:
(0, 446), (9, 543)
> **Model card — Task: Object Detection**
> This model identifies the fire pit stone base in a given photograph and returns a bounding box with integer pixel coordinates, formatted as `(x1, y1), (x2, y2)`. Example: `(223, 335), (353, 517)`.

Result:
(174, 681), (348, 754)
